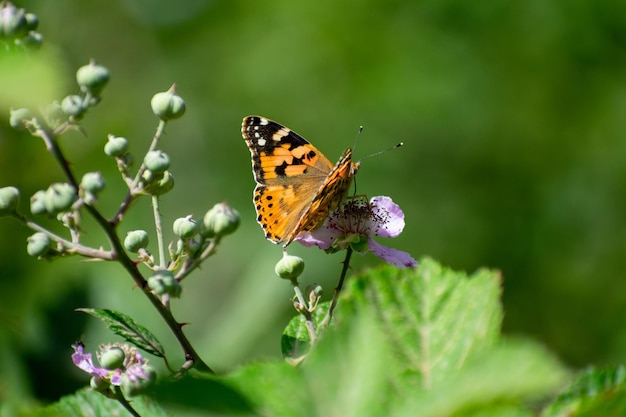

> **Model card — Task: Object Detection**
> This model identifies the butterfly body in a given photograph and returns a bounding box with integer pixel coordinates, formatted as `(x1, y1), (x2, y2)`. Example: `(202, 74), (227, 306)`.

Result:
(242, 116), (360, 246)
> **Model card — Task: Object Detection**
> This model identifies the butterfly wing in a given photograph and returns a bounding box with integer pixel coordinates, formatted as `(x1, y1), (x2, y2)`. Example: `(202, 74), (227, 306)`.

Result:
(288, 148), (358, 244)
(242, 116), (336, 244)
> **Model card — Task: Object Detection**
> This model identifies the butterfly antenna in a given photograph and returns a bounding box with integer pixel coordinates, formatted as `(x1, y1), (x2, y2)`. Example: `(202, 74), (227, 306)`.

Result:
(351, 125), (364, 156)
(361, 142), (404, 161)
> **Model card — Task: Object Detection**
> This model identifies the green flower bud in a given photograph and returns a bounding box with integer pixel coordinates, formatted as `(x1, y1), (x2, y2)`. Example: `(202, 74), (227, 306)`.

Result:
(76, 61), (110, 96)
(173, 215), (198, 238)
(1, 5), (28, 38)
(9, 108), (33, 130)
(185, 235), (203, 256)
(148, 269), (181, 298)
(150, 86), (186, 121)
(143, 150), (170, 174)
(80, 172), (105, 193)
(0, 186), (20, 216)
(172, 239), (184, 257)
(201, 202), (240, 238)
(305, 284), (323, 299)
(90, 376), (111, 392)
(24, 13), (38, 31)
(15, 31), (43, 50)
(30, 190), (46, 215)
(27, 232), (51, 257)
(142, 170), (174, 196)
(104, 134), (128, 157)
(124, 230), (149, 252)
(61, 95), (85, 118)
(275, 254), (305, 280)
(99, 346), (125, 370)
(44, 183), (78, 214)
(120, 365), (156, 397)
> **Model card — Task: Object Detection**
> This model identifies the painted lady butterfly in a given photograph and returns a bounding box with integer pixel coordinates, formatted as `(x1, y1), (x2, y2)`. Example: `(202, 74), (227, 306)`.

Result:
(242, 116), (360, 246)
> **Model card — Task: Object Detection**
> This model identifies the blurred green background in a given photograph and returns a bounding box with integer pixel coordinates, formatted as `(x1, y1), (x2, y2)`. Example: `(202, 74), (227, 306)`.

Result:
(1, 0), (626, 410)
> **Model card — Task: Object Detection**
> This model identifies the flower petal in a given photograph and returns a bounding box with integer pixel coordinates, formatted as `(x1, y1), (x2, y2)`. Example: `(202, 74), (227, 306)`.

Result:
(370, 196), (405, 238)
(368, 238), (417, 268)
(110, 369), (123, 386)
(71, 343), (108, 378)
(295, 226), (341, 249)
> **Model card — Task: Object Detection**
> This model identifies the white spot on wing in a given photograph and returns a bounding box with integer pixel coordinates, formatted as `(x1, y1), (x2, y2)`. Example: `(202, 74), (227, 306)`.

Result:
(260, 118), (269, 126)
(258, 138), (266, 146)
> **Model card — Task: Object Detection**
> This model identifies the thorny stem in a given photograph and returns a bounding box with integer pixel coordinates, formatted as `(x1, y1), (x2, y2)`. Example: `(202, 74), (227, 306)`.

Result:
(320, 246), (353, 328)
(112, 386), (141, 417)
(34, 125), (215, 375)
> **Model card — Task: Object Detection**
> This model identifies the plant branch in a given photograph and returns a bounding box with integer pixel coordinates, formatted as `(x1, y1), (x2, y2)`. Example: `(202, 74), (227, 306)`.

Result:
(13, 212), (115, 259)
(175, 236), (220, 281)
(320, 246), (353, 328)
(151, 196), (166, 269)
(112, 386), (141, 417)
(111, 120), (167, 226)
(36, 125), (215, 374)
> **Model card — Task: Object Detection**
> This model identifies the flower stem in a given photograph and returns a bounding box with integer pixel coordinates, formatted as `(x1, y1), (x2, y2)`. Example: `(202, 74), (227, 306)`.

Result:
(151, 195), (166, 269)
(321, 246), (353, 328)
(111, 120), (167, 226)
(112, 386), (141, 417)
(292, 282), (317, 344)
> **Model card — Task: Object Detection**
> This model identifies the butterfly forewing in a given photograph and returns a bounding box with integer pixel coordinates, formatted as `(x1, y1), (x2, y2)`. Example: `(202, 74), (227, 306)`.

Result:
(242, 116), (334, 186)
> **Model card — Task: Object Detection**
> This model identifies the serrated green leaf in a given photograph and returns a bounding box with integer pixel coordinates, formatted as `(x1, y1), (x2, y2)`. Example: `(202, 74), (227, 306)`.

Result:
(223, 260), (568, 417)
(541, 366), (626, 417)
(337, 258), (503, 388)
(281, 302), (329, 360)
(391, 339), (569, 417)
(33, 387), (171, 417)
(77, 308), (165, 358)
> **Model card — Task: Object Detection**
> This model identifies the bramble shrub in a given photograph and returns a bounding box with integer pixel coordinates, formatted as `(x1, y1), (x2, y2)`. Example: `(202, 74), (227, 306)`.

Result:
(1, 2), (625, 416)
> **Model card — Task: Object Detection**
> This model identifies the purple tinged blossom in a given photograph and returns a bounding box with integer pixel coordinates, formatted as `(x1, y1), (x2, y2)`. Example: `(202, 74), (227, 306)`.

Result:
(296, 196), (417, 268)
(71, 342), (151, 387)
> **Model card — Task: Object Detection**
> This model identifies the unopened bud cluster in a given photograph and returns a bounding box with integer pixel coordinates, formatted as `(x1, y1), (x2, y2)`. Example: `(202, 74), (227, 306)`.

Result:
(30, 183), (78, 216)
(0, 3), (43, 50)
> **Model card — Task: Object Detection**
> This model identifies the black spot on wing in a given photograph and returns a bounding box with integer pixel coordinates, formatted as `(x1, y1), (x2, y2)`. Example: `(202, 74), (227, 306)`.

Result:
(274, 155), (305, 177)
(243, 116), (311, 153)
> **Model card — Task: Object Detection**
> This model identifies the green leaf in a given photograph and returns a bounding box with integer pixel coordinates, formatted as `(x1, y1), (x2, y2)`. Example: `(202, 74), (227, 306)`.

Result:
(227, 311), (394, 417)
(281, 302), (329, 360)
(145, 375), (257, 414)
(76, 308), (165, 358)
(221, 259), (568, 417)
(337, 258), (503, 388)
(391, 339), (569, 417)
(33, 387), (171, 417)
(541, 366), (626, 417)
